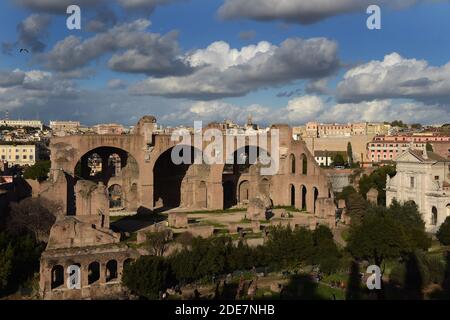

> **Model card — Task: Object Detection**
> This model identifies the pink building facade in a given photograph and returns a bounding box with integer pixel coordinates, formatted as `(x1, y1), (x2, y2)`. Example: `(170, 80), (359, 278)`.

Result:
(367, 134), (450, 164)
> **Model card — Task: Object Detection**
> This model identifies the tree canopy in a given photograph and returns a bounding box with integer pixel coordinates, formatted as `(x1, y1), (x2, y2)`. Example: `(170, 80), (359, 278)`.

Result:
(359, 165), (396, 206)
(23, 160), (50, 182)
(347, 200), (430, 267)
(437, 216), (450, 246)
(122, 256), (175, 300)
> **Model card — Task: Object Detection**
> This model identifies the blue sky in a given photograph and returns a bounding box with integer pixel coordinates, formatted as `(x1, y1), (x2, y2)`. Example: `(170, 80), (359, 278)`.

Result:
(0, 0), (449, 126)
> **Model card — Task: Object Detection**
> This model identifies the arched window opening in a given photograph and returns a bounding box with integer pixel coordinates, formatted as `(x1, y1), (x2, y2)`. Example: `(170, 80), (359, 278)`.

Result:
(51, 265), (64, 289)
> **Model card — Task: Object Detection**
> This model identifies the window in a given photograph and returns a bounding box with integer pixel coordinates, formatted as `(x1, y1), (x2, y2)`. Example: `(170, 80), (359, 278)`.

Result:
(15, 155), (19, 160)
(23, 155), (27, 159)
(435, 176), (439, 180)
(30, 155), (33, 160)
(410, 177), (415, 188)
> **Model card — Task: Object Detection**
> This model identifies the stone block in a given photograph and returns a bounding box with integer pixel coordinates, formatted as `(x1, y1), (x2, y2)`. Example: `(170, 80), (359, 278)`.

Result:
(187, 225), (214, 238)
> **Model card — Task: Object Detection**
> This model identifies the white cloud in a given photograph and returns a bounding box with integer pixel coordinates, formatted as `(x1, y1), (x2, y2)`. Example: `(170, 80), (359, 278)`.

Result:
(218, 0), (423, 24)
(280, 95), (326, 123)
(337, 52), (450, 104)
(107, 79), (128, 90)
(130, 38), (340, 99)
(186, 41), (275, 71)
(159, 96), (449, 126)
(117, 0), (182, 11)
(42, 19), (189, 77)
(160, 101), (271, 124)
(0, 69), (78, 113)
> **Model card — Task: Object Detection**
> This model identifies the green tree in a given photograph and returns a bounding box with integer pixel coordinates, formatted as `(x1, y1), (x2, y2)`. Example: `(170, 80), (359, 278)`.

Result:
(358, 165), (396, 205)
(346, 192), (368, 225)
(426, 142), (434, 152)
(145, 230), (171, 257)
(122, 256), (175, 299)
(332, 154), (345, 166)
(391, 120), (407, 128)
(0, 243), (13, 292)
(312, 226), (341, 274)
(336, 186), (357, 202)
(347, 142), (354, 166)
(437, 216), (450, 246)
(347, 202), (430, 268)
(0, 232), (44, 297)
(264, 225), (314, 269)
(23, 160), (50, 182)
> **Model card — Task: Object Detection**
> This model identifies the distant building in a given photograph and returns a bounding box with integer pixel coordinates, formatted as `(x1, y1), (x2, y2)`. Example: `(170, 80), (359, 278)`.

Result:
(93, 124), (124, 135)
(50, 121), (80, 133)
(305, 122), (390, 138)
(0, 119), (43, 130)
(386, 148), (450, 233)
(367, 134), (450, 164)
(0, 144), (37, 166)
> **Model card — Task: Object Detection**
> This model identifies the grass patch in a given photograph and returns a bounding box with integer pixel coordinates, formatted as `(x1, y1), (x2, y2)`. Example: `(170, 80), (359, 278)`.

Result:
(202, 220), (227, 228)
(273, 205), (303, 213)
(341, 229), (350, 242)
(185, 208), (246, 214)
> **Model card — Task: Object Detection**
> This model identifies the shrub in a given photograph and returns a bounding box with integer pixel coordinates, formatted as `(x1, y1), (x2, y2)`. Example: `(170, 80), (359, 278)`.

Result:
(122, 256), (175, 299)
(437, 216), (450, 246)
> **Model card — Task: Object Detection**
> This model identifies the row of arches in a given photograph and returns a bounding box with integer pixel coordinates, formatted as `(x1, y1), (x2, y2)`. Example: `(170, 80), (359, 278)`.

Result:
(290, 184), (319, 213)
(289, 153), (308, 175)
(50, 258), (134, 290)
(71, 144), (318, 212)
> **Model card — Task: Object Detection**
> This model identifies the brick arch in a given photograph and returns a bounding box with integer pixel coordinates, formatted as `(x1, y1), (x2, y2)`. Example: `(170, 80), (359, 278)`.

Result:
(50, 135), (144, 176)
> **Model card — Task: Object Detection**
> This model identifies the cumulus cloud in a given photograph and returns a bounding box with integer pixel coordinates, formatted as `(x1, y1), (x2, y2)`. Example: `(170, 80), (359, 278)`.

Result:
(158, 95), (450, 126)
(160, 100), (271, 124)
(86, 7), (118, 32)
(277, 95), (449, 125)
(337, 52), (450, 104)
(218, 0), (422, 24)
(117, 0), (182, 11)
(42, 19), (190, 77)
(305, 78), (330, 95)
(13, 0), (104, 13)
(2, 13), (51, 55)
(0, 70), (26, 87)
(107, 79), (128, 90)
(279, 95), (326, 123)
(322, 100), (450, 124)
(17, 14), (51, 52)
(0, 69), (78, 113)
(130, 38), (340, 99)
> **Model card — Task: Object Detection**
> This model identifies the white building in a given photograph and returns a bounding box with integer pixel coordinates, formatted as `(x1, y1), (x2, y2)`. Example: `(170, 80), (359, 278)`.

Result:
(50, 121), (80, 133)
(386, 149), (450, 233)
(0, 144), (37, 166)
(0, 119), (43, 130)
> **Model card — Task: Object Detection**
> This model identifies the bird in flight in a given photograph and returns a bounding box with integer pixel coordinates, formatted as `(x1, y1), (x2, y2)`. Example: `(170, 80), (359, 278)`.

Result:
(19, 48), (29, 53)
